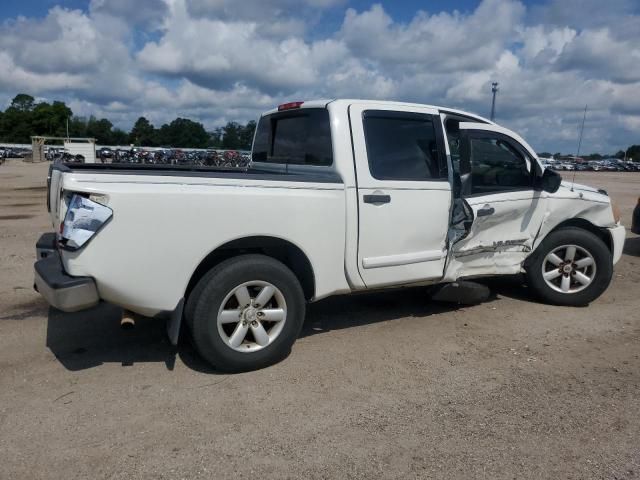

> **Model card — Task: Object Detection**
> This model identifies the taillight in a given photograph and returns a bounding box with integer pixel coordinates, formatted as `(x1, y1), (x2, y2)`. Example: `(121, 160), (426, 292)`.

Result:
(59, 194), (113, 250)
(278, 101), (304, 111)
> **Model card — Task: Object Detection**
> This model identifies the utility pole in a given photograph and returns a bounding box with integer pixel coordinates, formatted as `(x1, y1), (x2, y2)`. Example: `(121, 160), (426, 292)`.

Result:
(490, 82), (499, 121)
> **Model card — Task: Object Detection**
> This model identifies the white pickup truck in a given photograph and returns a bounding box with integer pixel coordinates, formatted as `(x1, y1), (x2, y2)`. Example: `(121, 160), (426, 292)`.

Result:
(35, 99), (626, 371)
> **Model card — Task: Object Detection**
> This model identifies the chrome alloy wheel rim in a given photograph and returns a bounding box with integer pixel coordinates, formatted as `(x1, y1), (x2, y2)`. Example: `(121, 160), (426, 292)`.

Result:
(217, 281), (287, 353)
(542, 244), (596, 294)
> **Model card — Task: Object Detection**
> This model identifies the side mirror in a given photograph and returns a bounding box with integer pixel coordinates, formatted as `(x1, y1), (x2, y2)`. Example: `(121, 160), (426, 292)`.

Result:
(541, 168), (562, 193)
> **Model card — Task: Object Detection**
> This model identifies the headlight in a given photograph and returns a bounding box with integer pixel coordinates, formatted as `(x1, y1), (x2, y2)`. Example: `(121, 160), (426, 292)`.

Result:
(59, 194), (113, 250)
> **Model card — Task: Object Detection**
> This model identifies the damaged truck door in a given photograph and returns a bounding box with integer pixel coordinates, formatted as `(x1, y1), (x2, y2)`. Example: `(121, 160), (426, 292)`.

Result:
(449, 122), (552, 277)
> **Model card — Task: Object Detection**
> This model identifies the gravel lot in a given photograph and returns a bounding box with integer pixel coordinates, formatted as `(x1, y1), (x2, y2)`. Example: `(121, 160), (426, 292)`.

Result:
(1, 159), (639, 479)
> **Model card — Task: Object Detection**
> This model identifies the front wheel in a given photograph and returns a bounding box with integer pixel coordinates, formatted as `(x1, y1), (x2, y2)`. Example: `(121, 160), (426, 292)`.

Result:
(186, 255), (306, 372)
(526, 227), (613, 306)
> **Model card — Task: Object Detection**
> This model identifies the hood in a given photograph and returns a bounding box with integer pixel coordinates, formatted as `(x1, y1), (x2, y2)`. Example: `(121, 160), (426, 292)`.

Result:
(558, 180), (609, 201)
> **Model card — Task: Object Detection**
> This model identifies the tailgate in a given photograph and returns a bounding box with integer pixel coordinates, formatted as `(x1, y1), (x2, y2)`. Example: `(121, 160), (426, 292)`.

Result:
(47, 165), (64, 229)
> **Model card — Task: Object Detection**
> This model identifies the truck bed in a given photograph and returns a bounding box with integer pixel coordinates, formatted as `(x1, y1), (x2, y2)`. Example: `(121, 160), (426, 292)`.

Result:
(47, 160), (350, 316)
(55, 161), (343, 183)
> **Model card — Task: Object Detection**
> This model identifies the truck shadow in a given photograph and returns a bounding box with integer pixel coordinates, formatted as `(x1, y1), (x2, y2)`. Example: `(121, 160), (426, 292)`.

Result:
(46, 278), (532, 373)
(300, 276), (532, 337)
(301, 287), (461, 338)
(45, 303), (215, 373)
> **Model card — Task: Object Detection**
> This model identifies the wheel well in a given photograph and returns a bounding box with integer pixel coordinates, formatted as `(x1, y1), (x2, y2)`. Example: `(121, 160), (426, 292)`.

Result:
(550, 219), (613, 252)
(524, 219), (613, 269)
(185, 236), (315, 302)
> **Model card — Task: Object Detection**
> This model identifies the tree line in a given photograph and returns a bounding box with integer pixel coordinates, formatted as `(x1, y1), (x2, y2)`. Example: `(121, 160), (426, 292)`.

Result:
(0, 94), (256, 150)
(1, 93), (637, 157)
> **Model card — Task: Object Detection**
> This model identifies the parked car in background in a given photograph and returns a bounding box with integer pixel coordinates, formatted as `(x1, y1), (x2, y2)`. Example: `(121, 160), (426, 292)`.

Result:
(98, 147), (113, 163)
(587, 161), (603, 171)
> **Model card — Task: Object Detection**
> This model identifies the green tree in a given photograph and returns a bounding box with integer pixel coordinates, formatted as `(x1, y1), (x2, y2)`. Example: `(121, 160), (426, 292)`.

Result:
(30, 102), (53, 135)
(221, 121), (242, 149)
(239, 120), (256, 150)
(0, 94), (74, 142)
(31, 101), (72, 137)
(10, 94), (35, 112)
(1, 107), (32, 143)
(625, 145), (640, 162)
(111, 128), (129, 146)
(50, 101), (73, 137)
(86, 117), (115, 144)
(129, 117), (157, 146)
(208, 127), (223, 148)
(68, 117), (88, 137)
(158, 118), (208, 148)
(0, 92), (259, 148)
(0, 94), (38, 142)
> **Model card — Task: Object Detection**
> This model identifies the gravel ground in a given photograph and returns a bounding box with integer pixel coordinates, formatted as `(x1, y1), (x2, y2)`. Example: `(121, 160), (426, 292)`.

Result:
(1, 160), (639, 479)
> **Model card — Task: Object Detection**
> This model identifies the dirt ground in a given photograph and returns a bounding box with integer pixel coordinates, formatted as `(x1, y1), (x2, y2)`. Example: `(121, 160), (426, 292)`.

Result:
(1, 159), (639, 480)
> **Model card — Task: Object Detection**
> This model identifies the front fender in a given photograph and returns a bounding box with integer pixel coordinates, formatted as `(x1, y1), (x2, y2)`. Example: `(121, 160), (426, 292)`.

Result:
(532, 196), (615, 254)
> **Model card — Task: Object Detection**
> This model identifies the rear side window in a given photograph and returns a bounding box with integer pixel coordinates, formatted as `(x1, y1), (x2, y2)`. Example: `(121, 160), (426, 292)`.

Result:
(363, 111), (444, 181)
(252, 108), (333, 166)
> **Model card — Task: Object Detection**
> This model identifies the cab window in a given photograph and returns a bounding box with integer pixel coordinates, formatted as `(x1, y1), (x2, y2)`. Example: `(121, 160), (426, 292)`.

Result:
(469, 135), (533, 195)
(363, 111), (445, 181)
(252, 108), (333, 166)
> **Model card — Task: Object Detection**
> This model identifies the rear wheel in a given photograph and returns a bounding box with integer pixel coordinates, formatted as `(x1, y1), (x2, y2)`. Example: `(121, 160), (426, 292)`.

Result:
(186, 255), (305, 372)
(526, 227), (613, 306)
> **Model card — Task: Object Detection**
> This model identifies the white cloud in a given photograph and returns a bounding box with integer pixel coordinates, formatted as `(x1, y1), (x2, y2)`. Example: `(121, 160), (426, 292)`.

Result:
(0, 8), (102, 75)
(518, 25), (576, 67)
(0, 0), (638, 153)
(340, 0), (525, 73)
(89, 0), (168, 27)
(137, 0), (326, 92)
(554, 28), (640, 83)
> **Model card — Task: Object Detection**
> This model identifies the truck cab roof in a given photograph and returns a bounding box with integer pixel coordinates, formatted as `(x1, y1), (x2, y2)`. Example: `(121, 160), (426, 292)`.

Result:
(264, 99), (494, 126)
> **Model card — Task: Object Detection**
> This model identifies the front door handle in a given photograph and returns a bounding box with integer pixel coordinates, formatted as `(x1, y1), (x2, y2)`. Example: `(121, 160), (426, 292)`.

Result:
(363, 194), (391, 204)
(477, 206), (495, 217)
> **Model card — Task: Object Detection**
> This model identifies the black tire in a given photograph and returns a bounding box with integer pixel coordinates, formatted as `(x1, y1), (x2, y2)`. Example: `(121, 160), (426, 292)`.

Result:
(186, 254), (306, 372)
(525, 227), (613, 306)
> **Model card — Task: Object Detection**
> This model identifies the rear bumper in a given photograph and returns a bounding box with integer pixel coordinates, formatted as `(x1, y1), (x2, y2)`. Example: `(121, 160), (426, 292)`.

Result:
(34, 236), (99, 312)
(608, 224), (626, 265)
(36, 232), (57, 259)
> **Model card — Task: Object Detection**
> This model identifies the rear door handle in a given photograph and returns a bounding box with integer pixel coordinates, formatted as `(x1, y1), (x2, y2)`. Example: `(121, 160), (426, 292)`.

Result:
(477, 207), (495, 217)
(363, 194), (391, 204)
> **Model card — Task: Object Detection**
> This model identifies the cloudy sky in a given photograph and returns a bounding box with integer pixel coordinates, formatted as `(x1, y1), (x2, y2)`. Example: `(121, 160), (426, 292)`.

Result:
(0, 0), (639, 153)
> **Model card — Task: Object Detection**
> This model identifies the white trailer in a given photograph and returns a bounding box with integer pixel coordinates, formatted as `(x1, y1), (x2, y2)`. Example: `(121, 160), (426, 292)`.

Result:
(64, 139), (96, 163)
(31, 136), (96, 163)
